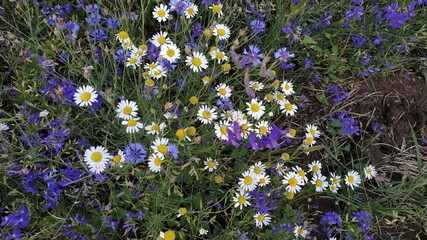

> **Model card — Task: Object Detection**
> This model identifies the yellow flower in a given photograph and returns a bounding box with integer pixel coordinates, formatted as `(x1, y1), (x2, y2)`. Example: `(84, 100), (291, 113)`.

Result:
(189, 96), (199, 105)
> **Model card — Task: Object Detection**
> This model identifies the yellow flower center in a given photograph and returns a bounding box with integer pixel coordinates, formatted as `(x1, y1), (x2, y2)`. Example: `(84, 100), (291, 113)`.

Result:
(202, 111), (211, 119)
(216, 52), (224, 60)
(178, 208), (187, 216)
(238, 196), (246, 205)
(297, 229), (303, 235)
(158, 36), (166, 45)
(286, 191), (294, 200)
(312, 166), (319, 173)
(333, 178), (338, 184)
(222, 63), (231, 71)
(81, 92), (91, 101)
(348, 176), (354, 183)
(135, 51), (142, 56)
(157, 144), (168, 154)
(220, 125), (228, 135)
(254, 167), (261, 174)
(366, 169), (372, 174)
(176, 129), (186, 140)
(91, 152), (102, 162)
(219, 88), (227, 96)
(217, 29), (225, 36)
(140, 44), (147, 51)
(266, 94), (274, 101)
(242, 124), (249, 133)
(145, 79), (155, 86)
(244, 176), (252, 185)
(214, 175), (223, 183)
(298, 170), (305, 178)
(330, 185), (336, 191)
(289, 128), (296, 137)
(127, 119), (137, 127)
(285, 103), (293, 111)
(277, 94), (285, 101)
(207, 161), (215, 168)
(149, 63), (157, 69)
(285, 84), (290, 90)
(186, 126), (196, 136)
(204, 29), (212, 37)
(164, 230), (175, 240)
(117, 31), (128, 40)
(129, 58), (137, 64)
(310, 129), (316, 135)
(306, 137), (313, 145)
(288, 177), (297, 187)
(154, 157), (163, 166)
(187, 7), (194, 15)
(113, 155), (122, 163)
(189, 96), (198, 105)
(151, 124), (160, 131)
(212, 4), (221, 13)
(259, 126), (268, 135)
(203, 76), (211, 83)
(282, 152), (290, 160)
(257, 214), (265, 221)
(259, 178), (266, 184)
(251, 104), (260, 112)
(157, 10), (165, 18)
(166, 49), (175, 57)
(192, 57), (202, 67)
(123, 106), (132, 115)
(252, 83), (259, 89)
(315, 179), (323, 187)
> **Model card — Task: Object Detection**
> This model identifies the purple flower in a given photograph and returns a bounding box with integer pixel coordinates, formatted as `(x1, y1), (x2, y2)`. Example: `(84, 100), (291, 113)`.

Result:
(105, 17), (120, 29)
(320, 212), (341, 226)
(274, 47), (295, 63)
(61, 21), (80, 41)
(373, 32), (382, 45)
(239, 45), (264, 69)
(124, 143), (146, 163)
(250, 19), (266, 34)
(325, 84), (348, 103)
(328, 110), (359, 137)
(167, 144), (179, 159)
(351, 35), (366, 49)
(304, 58), (312, 68)
(216, 98), (233, 110)
(38, 56), (54, 73)
(7, 229), (23, 240)
(351, 211), (371, 233)
(169, 0), (192, 14)
(90, 28), (107, 42)
(86, 13), (101, 27)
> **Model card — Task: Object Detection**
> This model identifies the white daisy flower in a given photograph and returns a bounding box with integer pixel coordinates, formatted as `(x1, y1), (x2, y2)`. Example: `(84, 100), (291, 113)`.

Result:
(281, 80), (295, 96)
(184, 4), (198, 19)
(273, 91), (287, 105)
(220, 110), (233, 121)
(116, 99), (138, 120)
(213, 24), (231, 41)
(145, 122), (166, 135)
(151, 137), (169, 155)
(282, 171), (304, 193)
(294, 225), (308, 239)
(249, 81), (264, 91)
(214, 120), (230, 141)
(111, 150), (125, 166)
(204, 157), (218, 172)
(311, 174), (328, 192)
(276, 163), (286, 176)
(280, 100), (298, 116)
(160, 42), (180, 63)
(116, 31), (130, 44)
(39, 110), (49, 117)
(197, 105), (218, 124)
(233, 191), (251, 210)
(258, 173), (271, 187)
(0, 123), (9, 132)
(198, 229), (208, 236)
(308, 160), (322, 175)
(150, 31), (172, 47)
(131, 44), (147, 58)
(215, 83), (232, 99)
(74, 85), (98, 107)
(364, 165), (377, 180)
(209, 49), (228, 64)
(84, 146), (112, 174)
(152, 4), (170, 22)
(209, 3), (223, 17)
(150, 64), (167, 79)
(231, 110), (247, 124)
(292, 166), (308, 184)
(186, 51), (208, 72)
(304, 132), (316, 147)
(305, 124), (321, 138)
(330, 172), (341, 188)
(126, 54), (142, 69)
(345, 170), (361, 190)
(329, 183), (339, 193)
(255, 120), (271, 138)
(238, 170), (259, 192)
(250, 161), (266, 176)
(238, 120), (253, 139)
(246, 99), (265, 120)
(254, 212), (271, 228)
(122, 117), (144, 134)
(148, 153), (164, 173)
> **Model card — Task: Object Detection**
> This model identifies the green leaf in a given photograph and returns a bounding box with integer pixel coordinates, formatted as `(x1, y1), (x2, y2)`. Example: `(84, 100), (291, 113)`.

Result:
(315, 94), (328, 105)
(302, 35), (318, 45)
(330, 119), (342, 128)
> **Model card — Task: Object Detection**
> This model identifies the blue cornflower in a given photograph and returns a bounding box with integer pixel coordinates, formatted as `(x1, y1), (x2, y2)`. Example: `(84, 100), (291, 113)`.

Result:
(105, 17), (120, 29)
(351, 35), (366, 49)
(250, 19), (266, 34)
(167, 144), (179, 159)
(38, 56), (54, 73)
(114, 48), (126, 63)
(351, 211), (371, 233)
(373, 32), (382, 45)
(62, 20), (80, 41)
(320, 212), (341, 226)
(274, 47), (295, 62)
(325, 84), (348, 103)
(240, 45), (264, 69)
(304, 58), (312, 68)
(86, 13), (101, 27)
(90, 28), (107, 42)
(124, 143), (146, 163)
(169, 0), (191, 14)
